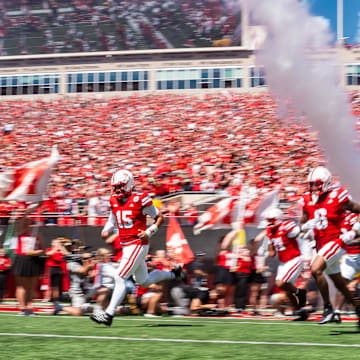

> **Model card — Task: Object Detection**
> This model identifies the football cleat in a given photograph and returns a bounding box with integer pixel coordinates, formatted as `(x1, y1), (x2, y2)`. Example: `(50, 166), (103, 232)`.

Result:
(90, 312), (113, 327)
(330, 311), (342, 324)
(318, 305), (334, 325)
(171, 265), (187, 283)
(297, 289), (307, 309)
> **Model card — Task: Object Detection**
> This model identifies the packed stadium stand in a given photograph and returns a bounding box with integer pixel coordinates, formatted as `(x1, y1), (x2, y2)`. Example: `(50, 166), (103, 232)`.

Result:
(0, 0), (240, 55)
(0, 92), (323, 198)
(0, 41), (359, 221)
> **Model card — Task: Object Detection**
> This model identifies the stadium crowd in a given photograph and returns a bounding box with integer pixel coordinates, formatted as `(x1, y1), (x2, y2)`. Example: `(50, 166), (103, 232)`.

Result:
(0, 93), (327, 222)
(1, 90), (360, 319)
(0, 0), (239, 55)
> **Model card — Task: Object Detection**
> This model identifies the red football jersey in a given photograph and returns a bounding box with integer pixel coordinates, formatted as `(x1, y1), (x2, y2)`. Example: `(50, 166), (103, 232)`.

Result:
(300, 187), (350, 251)
(341, 212), (360, 255)
(266, 220), (301, 263)
(109, 192), (153, 246)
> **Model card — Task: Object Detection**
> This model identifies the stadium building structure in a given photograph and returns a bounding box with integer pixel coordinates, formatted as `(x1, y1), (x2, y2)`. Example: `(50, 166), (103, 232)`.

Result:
(0, 45), (359, 99)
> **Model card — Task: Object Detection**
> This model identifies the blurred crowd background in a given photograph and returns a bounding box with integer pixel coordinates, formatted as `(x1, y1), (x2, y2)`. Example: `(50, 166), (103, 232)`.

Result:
(0, 90), (360, 316)
(0, 91), (341, 224)
(0, 0), (241, 56)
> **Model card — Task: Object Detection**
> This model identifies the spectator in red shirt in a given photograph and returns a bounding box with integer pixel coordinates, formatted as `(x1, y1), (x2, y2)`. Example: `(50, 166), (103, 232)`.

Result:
(45, 237), (69, 306)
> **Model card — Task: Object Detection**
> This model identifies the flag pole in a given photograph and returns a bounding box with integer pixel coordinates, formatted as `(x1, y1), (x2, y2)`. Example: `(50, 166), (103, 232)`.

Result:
(337, 0), (343, 44)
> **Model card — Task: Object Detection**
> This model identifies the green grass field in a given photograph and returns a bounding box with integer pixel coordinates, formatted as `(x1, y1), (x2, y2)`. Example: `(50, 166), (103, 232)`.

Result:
(0, 314), (360, 360)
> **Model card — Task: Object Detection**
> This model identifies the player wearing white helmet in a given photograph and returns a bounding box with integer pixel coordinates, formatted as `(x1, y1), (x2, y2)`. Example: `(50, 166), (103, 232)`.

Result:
(306, 166), (332, 204)
(90, 169), (186, 326)
(300, 166), (360, 326)
(110, 169), (135, 200)
(265, 207), (308, 321)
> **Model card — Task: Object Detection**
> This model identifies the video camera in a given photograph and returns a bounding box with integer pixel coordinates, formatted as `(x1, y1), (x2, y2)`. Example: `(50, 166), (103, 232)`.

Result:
(63, 239), (90, 263)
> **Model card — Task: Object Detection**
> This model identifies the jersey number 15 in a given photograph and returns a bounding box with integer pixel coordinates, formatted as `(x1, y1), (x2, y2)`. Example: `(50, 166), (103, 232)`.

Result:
(116, 210), (134, 229)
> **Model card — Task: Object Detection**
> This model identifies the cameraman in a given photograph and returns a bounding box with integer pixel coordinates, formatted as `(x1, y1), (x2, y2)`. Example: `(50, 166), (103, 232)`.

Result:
(53, 246), (97, 316)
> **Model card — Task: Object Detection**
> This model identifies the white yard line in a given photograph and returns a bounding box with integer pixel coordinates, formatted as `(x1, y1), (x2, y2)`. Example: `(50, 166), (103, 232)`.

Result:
(0, 333), (359, 348)
(0, 312), (357, 327)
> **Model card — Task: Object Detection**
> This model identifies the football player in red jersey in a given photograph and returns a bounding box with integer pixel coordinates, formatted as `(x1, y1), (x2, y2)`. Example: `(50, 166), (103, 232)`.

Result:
(265, 207), (308, 320)
(332, 212), (360, 323)
(300, 166), (360, 326)
(90, 169), (186, 326)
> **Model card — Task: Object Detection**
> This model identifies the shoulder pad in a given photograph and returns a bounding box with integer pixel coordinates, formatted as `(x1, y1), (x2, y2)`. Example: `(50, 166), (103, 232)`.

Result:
(281, 220), (296, 233)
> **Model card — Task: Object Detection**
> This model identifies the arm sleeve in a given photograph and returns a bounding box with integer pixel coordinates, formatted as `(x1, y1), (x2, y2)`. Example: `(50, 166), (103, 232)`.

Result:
(142, 204), (159, 219)
(102, 210), (116, 233)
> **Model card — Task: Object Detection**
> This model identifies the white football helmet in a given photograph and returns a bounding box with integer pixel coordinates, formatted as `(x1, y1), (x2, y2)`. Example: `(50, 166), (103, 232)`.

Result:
(111, 169), (135, 199)
(265, 207), (283, 227)
(307, 166), (332, 202)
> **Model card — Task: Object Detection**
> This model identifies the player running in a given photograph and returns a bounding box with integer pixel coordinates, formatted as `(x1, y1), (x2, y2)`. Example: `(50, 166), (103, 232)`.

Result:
(265, 207), (308, 320)
(90, 169), (185, 326)
(332, 212), (360, 323)
(300, 166), (360, 326)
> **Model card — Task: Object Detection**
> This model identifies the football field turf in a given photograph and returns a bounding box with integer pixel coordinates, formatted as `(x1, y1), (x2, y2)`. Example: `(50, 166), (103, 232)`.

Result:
(0, 313), (360, 360)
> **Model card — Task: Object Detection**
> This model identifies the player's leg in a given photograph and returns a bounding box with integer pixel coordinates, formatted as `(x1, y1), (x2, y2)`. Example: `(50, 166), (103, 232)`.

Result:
(276, 280), (298, 309)
(329, 272), (360, 327)
(90, 244), (145, 326)
(316, 242), (346, 324)
(311, 254), (334, 324)
(333, 256), (355, 323)
(107, 244), (147, 314)
(276, 257), (306, 310)
(329, 273), (356, 306)
(311, 255), (329, 303)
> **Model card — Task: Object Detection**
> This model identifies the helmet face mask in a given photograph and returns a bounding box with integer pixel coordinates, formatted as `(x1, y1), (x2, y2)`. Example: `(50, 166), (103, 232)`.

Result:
(307, 167), (332, 203)
(266, 217), (279, 227)
(111, 170), (135, 199)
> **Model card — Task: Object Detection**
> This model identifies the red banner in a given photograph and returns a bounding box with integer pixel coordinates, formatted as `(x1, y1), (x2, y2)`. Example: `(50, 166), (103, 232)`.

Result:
(166, 216), (194, 265)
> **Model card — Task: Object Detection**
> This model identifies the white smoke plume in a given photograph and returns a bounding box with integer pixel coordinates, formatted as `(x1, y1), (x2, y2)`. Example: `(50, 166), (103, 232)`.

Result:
(246, 0), (360, 200)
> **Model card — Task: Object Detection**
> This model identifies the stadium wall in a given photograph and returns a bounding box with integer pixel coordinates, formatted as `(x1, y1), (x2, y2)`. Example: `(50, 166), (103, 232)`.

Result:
(0, 224), (263, 259)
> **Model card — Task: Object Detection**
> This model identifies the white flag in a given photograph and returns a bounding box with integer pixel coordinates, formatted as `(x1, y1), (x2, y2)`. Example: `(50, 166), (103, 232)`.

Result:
(0, 146), (60, 202)
(248, 185), (282, 228)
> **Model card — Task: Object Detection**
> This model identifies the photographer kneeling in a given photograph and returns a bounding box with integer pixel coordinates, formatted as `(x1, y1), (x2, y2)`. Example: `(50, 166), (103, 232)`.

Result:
(170, 279), (225, 316)
(54, 243), (96, 316)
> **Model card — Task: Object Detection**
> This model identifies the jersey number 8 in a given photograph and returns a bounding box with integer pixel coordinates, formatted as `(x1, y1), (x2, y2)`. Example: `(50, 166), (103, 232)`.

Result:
(314, 208), (328, 230)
